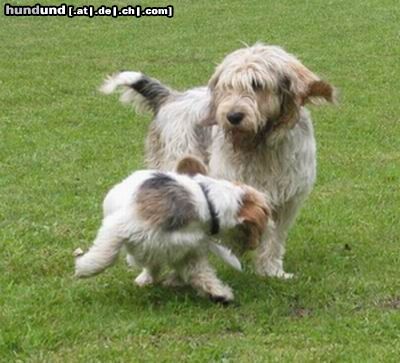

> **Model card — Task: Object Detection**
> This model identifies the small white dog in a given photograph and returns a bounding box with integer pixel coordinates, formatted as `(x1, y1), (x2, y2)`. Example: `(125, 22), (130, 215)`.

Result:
(74, 157), (270, 303)
(100, 43), (336, 278)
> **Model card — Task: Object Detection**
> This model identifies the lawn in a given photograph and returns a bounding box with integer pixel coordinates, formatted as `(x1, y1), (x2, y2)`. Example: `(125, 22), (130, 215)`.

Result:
(1, 0), (400, 361)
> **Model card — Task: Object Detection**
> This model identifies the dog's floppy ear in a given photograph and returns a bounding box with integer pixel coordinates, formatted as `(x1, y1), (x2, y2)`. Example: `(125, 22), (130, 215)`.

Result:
(276, 64), (337, 128)
(238, 188), (270, 250)
(302, 79), (337, 105)
(176, 155), (208, 176)
(287, 62), (337, 106)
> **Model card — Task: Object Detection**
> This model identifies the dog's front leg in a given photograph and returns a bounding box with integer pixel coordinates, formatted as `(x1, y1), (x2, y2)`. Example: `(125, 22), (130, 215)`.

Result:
(254, 224), (291, 279)
(179, 257), (234, 303)
(254, 194), (306, 279)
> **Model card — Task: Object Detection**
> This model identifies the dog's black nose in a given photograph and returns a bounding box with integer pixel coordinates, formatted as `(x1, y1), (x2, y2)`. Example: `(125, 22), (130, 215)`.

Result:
(227, 112), (244, 125)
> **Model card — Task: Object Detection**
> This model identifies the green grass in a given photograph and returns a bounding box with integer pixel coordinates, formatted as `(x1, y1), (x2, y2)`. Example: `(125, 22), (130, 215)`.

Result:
(1, 0), (400, 361)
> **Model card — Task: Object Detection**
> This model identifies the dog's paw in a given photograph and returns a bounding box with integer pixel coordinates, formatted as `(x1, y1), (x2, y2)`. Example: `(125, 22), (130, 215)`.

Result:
(275, 271), (294, 279)
(258, 267), (295, 279)
(255, 258), (294, 279)
(73, 248), (84, 257)
(208, 285), (234, 304)
(209, 291), (234, 305)
(134, 271), (154, 287)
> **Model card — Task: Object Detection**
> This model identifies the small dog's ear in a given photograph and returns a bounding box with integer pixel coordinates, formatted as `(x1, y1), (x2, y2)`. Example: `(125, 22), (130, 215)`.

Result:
(302, 80), (338, 105)
(238, 189), (270, 250)
(176, 156), (208, 176)
(238, 222), (262, 250)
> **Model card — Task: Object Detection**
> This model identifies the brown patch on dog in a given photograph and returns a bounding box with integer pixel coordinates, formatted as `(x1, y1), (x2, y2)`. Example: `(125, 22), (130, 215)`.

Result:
(176, 156), (208, 176)
(136, 173), (197, 231)
(238, 188), (270, 249)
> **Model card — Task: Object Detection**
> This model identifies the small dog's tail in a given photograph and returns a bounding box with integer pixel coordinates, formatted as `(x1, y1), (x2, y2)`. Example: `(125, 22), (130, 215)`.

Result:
(74, 219), (125, 278)
(209, 242), (242, 272)
(100, 71), (172, 114)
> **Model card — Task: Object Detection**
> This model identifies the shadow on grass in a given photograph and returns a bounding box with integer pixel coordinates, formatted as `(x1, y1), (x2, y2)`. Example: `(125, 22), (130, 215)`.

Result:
(70, 265), (300, 314)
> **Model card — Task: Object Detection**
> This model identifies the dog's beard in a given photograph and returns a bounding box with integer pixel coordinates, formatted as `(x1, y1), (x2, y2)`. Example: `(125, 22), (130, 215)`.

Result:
(226, 128), (253, 151)
(223, 121), (270, 152)
(222, 111), (297, 151)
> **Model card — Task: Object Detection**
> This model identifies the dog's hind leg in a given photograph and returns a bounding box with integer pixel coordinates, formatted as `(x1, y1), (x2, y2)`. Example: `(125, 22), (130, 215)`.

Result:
(74, 216), (125, 278)
(134, 266), (160, 287)
(179, 257), (234, 303)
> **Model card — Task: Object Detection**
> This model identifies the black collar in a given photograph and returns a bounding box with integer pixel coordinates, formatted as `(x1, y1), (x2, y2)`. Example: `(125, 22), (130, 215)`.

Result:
(199, 183), (220, 235)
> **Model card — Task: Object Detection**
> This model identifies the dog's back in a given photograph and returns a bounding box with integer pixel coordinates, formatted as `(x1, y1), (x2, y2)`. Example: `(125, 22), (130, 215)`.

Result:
(135, 172), (198, 231)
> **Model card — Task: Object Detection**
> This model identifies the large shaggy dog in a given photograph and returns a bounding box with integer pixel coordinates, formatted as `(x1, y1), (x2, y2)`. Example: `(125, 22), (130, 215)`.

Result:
(101, 43), (336, 278)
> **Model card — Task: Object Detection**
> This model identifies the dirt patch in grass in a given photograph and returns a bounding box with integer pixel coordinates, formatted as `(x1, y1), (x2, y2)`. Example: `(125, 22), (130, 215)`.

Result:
(379, 297), (400, 310)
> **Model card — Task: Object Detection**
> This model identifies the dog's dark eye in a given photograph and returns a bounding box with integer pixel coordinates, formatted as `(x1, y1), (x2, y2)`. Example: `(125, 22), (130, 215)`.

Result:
(251, 80), (262, 91)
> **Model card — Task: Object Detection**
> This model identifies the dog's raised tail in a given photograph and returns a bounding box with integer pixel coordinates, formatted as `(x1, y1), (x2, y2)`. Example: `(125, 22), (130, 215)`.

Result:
(209, 242), (242, 272)
(100, 71), (171, 114)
